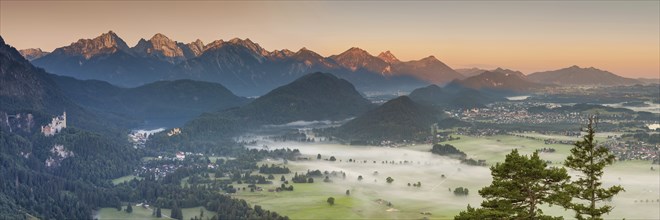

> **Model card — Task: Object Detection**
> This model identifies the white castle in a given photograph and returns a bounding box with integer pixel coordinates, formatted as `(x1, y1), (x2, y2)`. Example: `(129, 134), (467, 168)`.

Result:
(41, 112), (66, 136)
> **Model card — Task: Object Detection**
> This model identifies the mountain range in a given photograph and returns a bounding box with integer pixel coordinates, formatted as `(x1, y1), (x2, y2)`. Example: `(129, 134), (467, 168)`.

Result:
(20, 31), (645, 96)
(28, 31), (463, 96)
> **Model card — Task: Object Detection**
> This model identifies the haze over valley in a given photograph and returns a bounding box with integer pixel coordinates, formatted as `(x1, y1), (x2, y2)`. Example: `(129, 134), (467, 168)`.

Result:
(1, 1), (658, 220)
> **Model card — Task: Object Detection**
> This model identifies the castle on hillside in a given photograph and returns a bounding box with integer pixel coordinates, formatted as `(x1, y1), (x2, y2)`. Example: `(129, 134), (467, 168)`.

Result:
(41, 112), (66, 136)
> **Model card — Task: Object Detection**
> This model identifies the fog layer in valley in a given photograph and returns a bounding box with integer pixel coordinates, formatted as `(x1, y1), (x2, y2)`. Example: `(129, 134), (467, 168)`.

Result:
(236, 126), (660, 219)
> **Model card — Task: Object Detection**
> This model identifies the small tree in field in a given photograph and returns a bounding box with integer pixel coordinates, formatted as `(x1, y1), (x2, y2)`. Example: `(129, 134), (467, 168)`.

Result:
(564, 116), (624, 220)
(125, 203), (133, 213)
(327, 197), (335, 205)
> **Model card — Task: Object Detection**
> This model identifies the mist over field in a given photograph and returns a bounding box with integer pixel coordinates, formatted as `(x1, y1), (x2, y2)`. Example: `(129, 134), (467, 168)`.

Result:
(236, 127), (660, 219)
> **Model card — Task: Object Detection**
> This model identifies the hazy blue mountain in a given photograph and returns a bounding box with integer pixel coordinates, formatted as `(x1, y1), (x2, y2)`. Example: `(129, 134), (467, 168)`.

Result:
(408, 84), (503, 108)
(447, 69), (549, 93)
(18, 48), (50, 61)
(31, 31), (464, 96)
(391, 56), (464, 84)
(32, 31), (173, 87)
(528, 65), (640, 86)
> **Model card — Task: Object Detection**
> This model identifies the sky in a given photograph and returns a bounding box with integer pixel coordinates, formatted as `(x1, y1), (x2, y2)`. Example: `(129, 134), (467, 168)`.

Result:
(1, 1), (658, 78)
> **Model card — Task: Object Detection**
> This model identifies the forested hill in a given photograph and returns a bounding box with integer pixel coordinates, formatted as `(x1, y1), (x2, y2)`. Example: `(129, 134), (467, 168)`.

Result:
(331, 96), (443, 144)
(149, 72), (374, 149)
(1, 35), (290, 220)
(50, 76), (249, 125)
(0, 35), (143, 219)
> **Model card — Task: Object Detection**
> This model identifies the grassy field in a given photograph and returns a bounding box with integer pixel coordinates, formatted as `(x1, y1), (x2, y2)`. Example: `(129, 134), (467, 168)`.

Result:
(112, 175), (143, 185)
(97, 206), (215, 220)
(232, 177), (469, 219)
(96, 205), (161, 220)
(226, 136), (659, 220)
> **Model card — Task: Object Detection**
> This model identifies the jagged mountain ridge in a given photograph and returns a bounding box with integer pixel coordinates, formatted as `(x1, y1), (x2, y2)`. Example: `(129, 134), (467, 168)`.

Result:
(31, 31), (464, 96)
(19, 48), (50, 61)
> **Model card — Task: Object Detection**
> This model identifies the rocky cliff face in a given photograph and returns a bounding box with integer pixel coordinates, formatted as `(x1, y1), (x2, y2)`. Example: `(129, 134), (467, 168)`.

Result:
(19, 48), (50, 61)
(132, 33), (191, 63)
(52, 31), (131, 59)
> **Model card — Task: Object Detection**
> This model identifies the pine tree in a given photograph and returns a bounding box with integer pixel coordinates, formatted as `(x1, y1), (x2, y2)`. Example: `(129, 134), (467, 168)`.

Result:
(564, 116), (624, 220)
(171, 202), (183, 220)
(455, 149), (570, 219)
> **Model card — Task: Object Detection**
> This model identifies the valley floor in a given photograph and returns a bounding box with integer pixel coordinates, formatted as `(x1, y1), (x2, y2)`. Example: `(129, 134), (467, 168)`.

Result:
(231, 134), (659, 219)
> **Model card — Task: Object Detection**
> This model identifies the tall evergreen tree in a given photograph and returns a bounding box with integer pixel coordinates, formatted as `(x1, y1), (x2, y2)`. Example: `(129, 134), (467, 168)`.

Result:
(125, 203), (133, 213)
(564, 117), (624, 220)
(455, 150), (570, 219)
(171, 202), (183, 220)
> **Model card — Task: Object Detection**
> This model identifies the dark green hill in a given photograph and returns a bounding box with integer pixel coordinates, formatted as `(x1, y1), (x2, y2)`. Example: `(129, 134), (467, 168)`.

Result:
(51, 76), (248, 126)
(149, 72), (373, 148)
(333, 96), (443, 143)
(231, 72), (372, 124)
(0, 36), (129, 135)
(0, 36), (140, 219)
(408, 84), (503, 108)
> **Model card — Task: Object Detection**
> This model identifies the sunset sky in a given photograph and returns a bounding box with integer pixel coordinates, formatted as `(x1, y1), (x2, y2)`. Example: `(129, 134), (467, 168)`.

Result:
(1, 1), (658, 78)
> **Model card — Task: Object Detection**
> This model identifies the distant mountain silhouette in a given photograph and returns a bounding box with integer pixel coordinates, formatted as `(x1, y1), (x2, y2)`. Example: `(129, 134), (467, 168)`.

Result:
(31, 31), (464, 96)
(456, 68), (488, 77)
(528, 65), (640, 86)
(19, 48), (50, 61)
(448, 69), (549, 93)
(408, 84), (504, 108)
(391, 56), (464, 84)
(32, 31), (172, 87)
